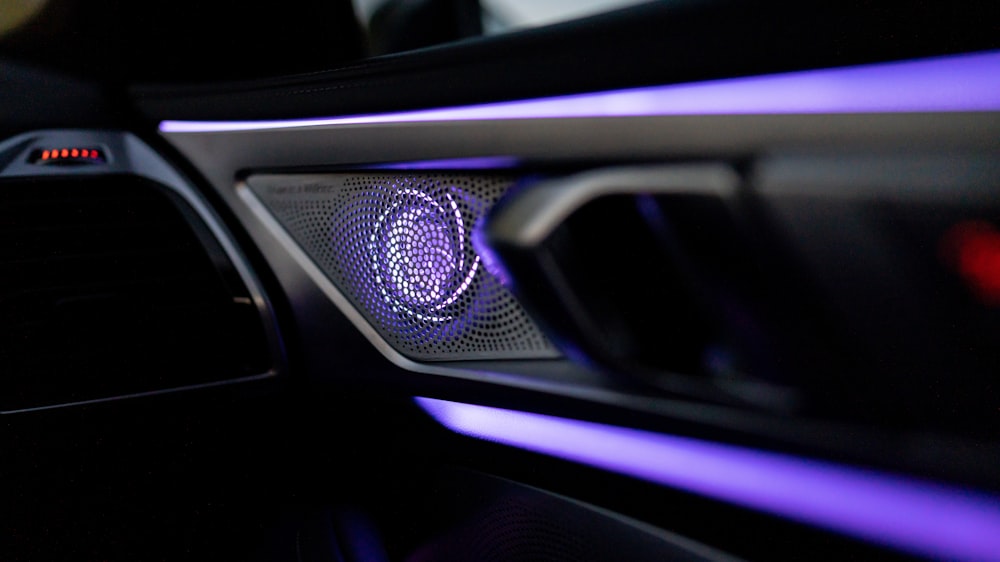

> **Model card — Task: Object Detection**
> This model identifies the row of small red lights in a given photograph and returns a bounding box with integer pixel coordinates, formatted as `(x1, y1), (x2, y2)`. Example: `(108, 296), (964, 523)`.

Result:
(41, 148), (101, 160)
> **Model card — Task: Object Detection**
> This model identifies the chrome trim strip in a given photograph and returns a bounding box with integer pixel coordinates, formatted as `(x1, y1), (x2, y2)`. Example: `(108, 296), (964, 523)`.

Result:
(3, 373), (276, 415)
(488, 164), (740, 247)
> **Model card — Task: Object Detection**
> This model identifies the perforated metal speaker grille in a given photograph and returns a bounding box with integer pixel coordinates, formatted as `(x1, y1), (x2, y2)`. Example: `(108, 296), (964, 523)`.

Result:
(247, 173), (557, 361)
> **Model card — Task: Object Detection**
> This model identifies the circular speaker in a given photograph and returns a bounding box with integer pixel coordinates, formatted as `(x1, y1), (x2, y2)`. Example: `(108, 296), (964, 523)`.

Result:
(371, 188), (479, 322)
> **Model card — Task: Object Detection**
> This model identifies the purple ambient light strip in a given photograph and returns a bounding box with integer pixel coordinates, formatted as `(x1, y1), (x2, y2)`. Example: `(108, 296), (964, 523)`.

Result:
(370, 156), (521, 170)
(415, 397), (1000, 561)
(161, 50), (1000, 133)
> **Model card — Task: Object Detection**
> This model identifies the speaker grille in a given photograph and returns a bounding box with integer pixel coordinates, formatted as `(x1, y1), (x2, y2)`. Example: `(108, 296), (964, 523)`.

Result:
(247, 173), (556, 361)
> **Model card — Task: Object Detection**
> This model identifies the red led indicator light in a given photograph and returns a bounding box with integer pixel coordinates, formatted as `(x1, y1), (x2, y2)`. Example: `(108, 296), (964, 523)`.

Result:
(32, 147), (104, 164)
(941, 221), (1000, 305)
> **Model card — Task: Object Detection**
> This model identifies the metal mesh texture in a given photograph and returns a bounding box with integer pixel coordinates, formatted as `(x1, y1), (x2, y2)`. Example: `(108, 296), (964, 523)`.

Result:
(247, 173), (557, 361)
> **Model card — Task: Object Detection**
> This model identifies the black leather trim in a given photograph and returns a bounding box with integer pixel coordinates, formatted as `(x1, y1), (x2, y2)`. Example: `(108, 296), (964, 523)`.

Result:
(0, 59), (119, 137)
(131, 0), (1000, 122)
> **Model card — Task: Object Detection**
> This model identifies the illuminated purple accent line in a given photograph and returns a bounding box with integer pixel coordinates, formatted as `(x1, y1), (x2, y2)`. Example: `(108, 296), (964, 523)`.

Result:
(370, 156), (520, 170)
(416, 397), (1000, 561)
(161, 50), (1000, 134)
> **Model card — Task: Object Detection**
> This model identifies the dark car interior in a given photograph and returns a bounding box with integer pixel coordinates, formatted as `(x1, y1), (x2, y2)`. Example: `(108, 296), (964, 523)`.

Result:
(2, 1), (1000, 560)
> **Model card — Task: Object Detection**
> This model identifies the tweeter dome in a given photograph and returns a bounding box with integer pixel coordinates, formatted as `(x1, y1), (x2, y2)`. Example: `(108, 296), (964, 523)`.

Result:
(246, 173), (556, 361)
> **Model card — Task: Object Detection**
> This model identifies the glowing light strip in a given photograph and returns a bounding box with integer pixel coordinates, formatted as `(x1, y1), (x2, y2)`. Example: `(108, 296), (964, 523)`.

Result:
(369, 156), (520, 170)
(416, 397), (1000, 561)
(160, 51), (1000, 134)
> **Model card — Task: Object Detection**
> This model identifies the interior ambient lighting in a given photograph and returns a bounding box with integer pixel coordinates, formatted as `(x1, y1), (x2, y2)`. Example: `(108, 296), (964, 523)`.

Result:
(369, 156), (521, 170)
(160, 50), (1000, 134)
(415, 397), (1000, 562)
(371, 189), (479, 321)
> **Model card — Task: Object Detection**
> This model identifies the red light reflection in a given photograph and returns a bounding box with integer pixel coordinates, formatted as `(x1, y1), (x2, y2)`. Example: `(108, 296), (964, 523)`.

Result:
(941, 221), (1000, 305)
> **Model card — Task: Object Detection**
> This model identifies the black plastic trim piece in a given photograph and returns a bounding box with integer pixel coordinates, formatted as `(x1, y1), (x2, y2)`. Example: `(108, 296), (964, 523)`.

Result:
(0, 130), (285, 413)
(131, 1), (1000, 122)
